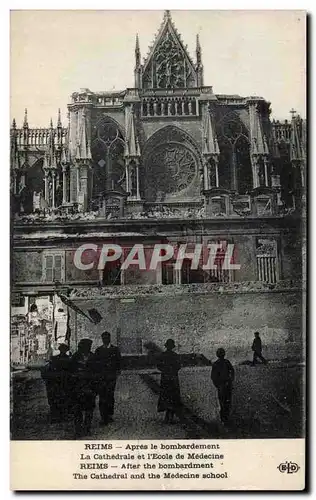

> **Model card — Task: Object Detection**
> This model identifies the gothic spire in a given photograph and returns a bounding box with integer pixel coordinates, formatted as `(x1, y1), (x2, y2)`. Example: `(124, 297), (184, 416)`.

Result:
(61, 146), (67, 164)
(125, 106), (140, 158)
(11, 119), (20, 170)
(45, 117), (57, 169)
(135, 33), (140, 66)
(195, 33), (204, 86)
(57, 108), (62, 127)
(23, 108), (28, 128)
(164, 10), (171, 20)
(196, 34), (202, 65)
(76, 109), (92, 161)
(134, 33), (142, 88)
(203, 106), (219, 156)
(290, 113), (303, 162)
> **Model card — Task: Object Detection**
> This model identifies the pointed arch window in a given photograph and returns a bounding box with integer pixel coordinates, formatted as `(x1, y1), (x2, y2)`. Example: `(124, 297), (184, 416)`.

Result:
(235, 135), (253, 194)
(217, 115), (252, 193)
(91, 119), (125, 202)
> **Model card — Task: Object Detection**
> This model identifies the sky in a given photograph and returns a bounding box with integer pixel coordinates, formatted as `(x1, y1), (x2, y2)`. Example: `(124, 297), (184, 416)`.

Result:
(10, 10), (306, 128)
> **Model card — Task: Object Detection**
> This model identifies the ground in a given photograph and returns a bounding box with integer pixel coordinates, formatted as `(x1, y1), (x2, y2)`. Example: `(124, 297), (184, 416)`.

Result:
(11, 362), (304, 440)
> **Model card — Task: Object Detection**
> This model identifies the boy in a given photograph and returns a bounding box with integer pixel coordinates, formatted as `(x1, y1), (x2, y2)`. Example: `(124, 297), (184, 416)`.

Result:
(211, 348), (235, 425)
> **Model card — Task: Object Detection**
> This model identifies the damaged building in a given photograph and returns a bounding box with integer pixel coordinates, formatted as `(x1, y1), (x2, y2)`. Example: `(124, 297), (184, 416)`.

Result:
(11, 11), (305, 364)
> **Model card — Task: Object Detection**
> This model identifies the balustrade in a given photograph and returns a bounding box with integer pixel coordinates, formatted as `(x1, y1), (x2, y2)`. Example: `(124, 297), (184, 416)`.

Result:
(141, 98), (198, 117)
(271, 120), (292, 143)
(11, 127), (67, 149)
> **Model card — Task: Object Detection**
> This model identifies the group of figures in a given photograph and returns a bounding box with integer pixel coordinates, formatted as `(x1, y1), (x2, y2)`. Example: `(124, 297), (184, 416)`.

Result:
(160, 331), (267, 426)
(41, 330), (268, 437)
(41, 332), (121, 438)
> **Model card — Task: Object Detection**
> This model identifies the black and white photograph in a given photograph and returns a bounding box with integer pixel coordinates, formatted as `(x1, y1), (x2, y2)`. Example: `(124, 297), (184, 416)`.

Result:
(10, 8), (306, 454)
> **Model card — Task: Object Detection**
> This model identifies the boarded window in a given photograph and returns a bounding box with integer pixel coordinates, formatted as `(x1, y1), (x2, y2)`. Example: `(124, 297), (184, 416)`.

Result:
(256, 239), (278, 283)
(181, 261), (206, 284)
(103, 260), (121, 286)
(162, 262), (175, 285)
(206, 240), (235, 283)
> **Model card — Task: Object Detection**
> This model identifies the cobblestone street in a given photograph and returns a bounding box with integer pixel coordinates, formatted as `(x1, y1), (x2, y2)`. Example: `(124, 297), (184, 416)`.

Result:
(11, 361), (304, 441)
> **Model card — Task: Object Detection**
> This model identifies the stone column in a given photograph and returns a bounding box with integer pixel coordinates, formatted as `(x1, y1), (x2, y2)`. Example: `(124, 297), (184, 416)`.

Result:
(44, 170), (49, 202)
(51, 171), (56, 208)
(251, 156), (260, 189)
(62, 165), (67, 204)
(12, 171), (17, 194)
(264, 158), (269, 187)
(80, 164), (88, 211)
(136, 163), (140, 200)
(215, 158), (219, 188)
(231, 151), (238, 191)
(203, 158), (209, 190)
(76, 165), (80, 200)
(300, 162), (306, 189)
(125, 160), (130, 194)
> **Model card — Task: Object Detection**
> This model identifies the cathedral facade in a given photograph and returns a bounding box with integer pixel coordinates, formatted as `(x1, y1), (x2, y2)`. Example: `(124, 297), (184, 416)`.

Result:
(11, 11), (305, 363)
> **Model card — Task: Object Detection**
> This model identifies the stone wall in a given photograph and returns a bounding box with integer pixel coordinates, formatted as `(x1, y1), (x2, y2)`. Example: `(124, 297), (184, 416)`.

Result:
(12, 224), (301, 285)
(70, 288), (303, 363)
(12, 251), (42, 283)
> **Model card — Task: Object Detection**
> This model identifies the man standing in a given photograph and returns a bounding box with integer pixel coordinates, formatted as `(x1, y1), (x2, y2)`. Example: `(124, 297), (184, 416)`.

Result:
(41, 343), (72, 423)
(94, 332), (121, 426)
(70, 339), (96, 438)
(211, 348), (235, 426)
(252, 331), (268, 365)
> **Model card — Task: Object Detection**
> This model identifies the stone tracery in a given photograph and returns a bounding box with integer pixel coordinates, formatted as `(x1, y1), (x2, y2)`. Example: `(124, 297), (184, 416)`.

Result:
(148, 143), (196, 195)
(143, 126), (201, 202)
(142, 20), (196, 89)
(91, 119), (126, 200)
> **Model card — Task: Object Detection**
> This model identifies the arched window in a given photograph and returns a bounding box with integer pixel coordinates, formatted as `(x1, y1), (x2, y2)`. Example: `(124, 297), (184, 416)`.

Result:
(18, 159), (45, 213)
(91, 119), (125, 201)
(235, 135), (253, 194)
(218, 137), (233, 190)
(278, 141), (296, 206)
(217, 114), (252, 193)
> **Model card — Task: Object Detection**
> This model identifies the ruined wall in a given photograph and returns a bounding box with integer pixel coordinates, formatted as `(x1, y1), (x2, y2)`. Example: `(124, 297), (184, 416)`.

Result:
(12, 226), (301, 286)
(12, 251), (42, 283)
(65, 249), (100, 283)
(71, 289), (302, 363)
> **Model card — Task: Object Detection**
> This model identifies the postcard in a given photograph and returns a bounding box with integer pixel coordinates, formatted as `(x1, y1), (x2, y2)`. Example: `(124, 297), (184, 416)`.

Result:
(10, 9), (306, 491)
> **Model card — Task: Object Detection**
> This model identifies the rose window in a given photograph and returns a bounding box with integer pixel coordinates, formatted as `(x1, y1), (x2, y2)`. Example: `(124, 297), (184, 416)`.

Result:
(146, 143), (196, 196)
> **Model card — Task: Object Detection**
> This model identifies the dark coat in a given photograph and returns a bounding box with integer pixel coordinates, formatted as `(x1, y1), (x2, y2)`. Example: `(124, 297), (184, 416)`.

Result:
(157, 350), (182, 412)
(41, 353), (72, 413)
(93, 344), (121, 382)
(211, 358), (235, 389)
(41, 353), (72, 387)
(252, 337), (262, 353)
(69, 351), (97, 410)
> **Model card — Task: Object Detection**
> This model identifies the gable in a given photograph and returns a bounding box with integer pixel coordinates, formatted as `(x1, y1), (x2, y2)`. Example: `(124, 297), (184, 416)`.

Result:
(142, 15), (197, 89)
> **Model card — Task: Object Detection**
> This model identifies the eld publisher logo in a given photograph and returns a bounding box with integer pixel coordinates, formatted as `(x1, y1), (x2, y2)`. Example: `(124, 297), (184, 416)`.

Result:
(278, 461), (300, 474)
